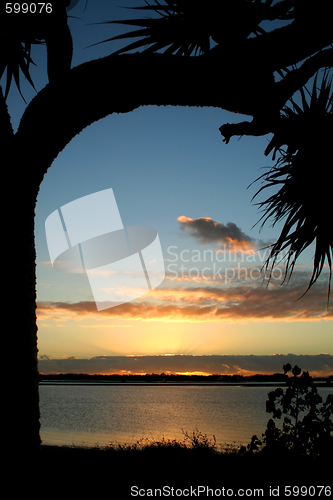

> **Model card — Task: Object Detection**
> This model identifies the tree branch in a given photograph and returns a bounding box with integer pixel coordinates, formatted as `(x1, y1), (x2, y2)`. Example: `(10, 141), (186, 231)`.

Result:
(243, 15), (333, 72)
(219, 48), (333, 144)
(15, 52), (275, 189)
(14, 9), (333, 191)
(219, 119), (273, 144)
(0, 87), (14, 143)
(275, 48), (333, 107)
(265, 0), (295, 21)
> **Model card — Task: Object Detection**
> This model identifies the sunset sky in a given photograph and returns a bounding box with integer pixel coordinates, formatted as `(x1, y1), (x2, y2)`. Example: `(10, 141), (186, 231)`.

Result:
(5, 1), (332, 376)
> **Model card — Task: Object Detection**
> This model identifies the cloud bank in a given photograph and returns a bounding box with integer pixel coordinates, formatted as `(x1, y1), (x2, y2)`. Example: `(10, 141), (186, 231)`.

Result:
(38, 354), (333, 377)
(37, 279), (332, 323)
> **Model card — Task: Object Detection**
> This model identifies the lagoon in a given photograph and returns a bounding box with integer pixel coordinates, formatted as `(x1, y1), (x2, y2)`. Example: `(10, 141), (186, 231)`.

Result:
(39, 383), (332, 448)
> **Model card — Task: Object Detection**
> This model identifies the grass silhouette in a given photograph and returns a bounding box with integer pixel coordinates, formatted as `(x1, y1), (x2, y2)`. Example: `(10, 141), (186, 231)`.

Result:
(39, 428), (331, 497)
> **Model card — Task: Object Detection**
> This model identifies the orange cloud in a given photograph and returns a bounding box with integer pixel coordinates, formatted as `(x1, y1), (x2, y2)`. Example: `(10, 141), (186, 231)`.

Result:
(37, 279), (332, 323)
(177, 215), (257, 252)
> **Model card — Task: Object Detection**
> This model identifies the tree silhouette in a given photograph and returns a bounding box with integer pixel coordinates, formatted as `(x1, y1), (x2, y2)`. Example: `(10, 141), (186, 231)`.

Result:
(247, 364), (333, 457)
(251, 72), (333, 300)
(1, 0), (332, 479)
(98, 0), (333, 299)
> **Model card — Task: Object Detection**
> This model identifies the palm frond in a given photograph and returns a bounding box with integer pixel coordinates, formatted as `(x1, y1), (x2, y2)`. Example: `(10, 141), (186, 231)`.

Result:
(252, 70), (333, 302)
(91, 0), (274, 56)
(0, 37), (39, 101)
(1, 1), (76, 100)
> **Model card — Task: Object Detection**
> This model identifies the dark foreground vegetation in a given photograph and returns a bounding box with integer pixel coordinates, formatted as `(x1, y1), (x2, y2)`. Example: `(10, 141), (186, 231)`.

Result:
(39, 438), (331, 497)
(39, 366), (332, 497)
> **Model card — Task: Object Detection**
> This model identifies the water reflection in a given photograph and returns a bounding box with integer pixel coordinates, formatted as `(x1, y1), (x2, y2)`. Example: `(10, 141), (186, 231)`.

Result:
(39, 385), (333, 448)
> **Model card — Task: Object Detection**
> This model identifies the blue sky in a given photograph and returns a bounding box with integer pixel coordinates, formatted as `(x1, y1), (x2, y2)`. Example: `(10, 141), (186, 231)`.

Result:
(4, 0), (332, 375)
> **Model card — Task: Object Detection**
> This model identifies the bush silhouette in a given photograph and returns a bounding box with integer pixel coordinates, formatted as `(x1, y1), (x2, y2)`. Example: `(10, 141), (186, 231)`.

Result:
(247, 364), (333, 458)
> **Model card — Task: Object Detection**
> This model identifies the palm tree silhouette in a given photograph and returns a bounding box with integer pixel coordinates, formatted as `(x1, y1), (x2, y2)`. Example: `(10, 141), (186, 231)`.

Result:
(97, 0), (273, 56)
(252, 72), (333, 301)
(0, 0), (73, 99)
(96, 0), (333, 299)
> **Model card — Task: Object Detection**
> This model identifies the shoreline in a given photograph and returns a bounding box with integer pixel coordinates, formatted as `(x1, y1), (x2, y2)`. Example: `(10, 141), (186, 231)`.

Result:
(39, 381), (285, 386)
(39, 381), (331, 387)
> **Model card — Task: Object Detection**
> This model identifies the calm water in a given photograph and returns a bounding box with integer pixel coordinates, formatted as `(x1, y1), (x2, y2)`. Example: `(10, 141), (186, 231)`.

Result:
(39, 384), (333, 448)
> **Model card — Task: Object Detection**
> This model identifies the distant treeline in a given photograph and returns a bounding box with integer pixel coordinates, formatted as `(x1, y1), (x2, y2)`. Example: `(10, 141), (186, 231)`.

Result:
(39, 372), (333, 384)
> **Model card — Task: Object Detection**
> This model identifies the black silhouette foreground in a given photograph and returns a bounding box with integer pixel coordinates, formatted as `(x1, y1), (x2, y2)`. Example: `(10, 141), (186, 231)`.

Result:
(246, 364), (333, 457)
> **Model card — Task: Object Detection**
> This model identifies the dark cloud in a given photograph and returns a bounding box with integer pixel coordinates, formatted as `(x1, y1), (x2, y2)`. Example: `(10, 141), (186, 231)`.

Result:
(177, 216), (256, 250)
(38, 354), (333, 376)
